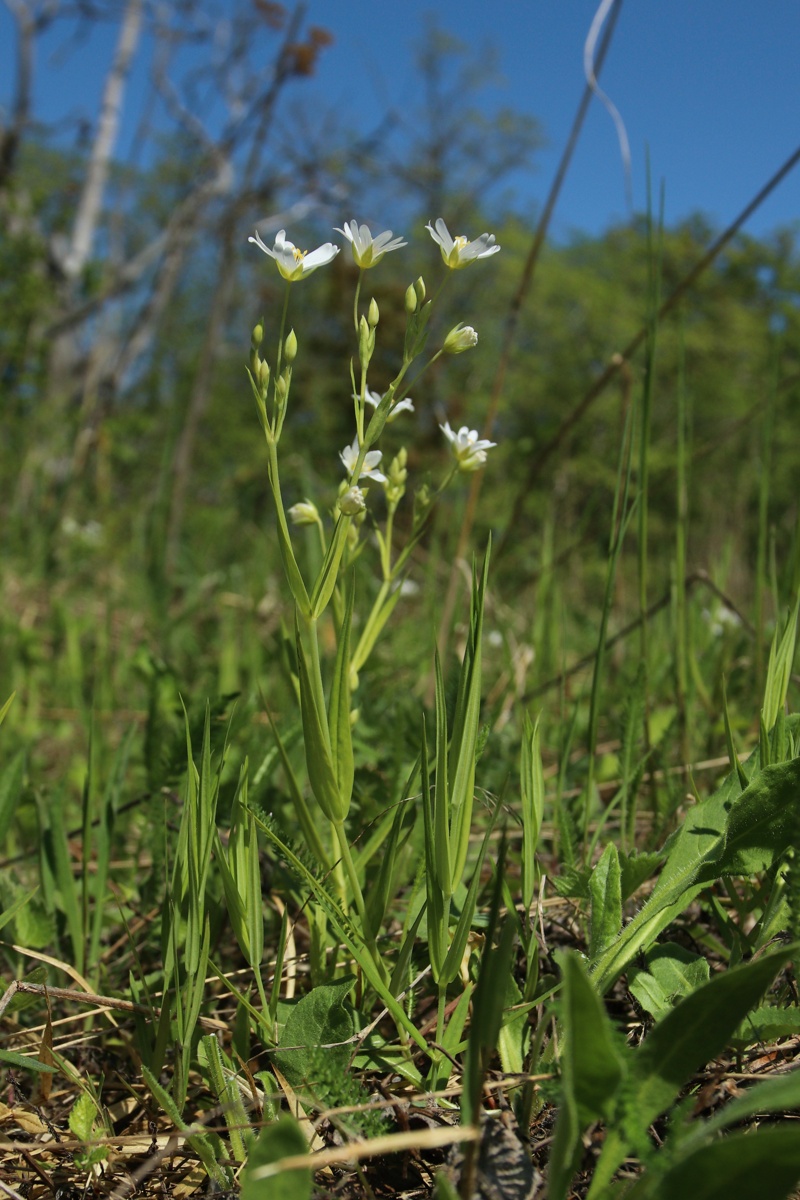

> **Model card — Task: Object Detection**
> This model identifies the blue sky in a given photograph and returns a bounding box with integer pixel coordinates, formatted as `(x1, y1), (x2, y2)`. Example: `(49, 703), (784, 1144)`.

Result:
(2, 0), (799, 242)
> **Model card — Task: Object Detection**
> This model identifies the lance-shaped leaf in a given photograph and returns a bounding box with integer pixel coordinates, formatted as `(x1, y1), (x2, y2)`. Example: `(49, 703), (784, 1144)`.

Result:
(762, 594), (799, 732)
(295, 616), (342, 824)
(521, 711), (545, 912)
(589, 842), (622, 961)
(328, 574), (355, 815)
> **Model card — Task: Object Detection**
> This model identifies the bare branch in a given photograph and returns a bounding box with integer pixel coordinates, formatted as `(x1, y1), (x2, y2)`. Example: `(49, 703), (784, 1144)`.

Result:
(60, 0), (143, 278)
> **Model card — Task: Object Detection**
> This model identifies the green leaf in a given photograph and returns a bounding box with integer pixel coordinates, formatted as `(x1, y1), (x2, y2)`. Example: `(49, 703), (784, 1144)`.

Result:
(548, 952), (627, 1200)
(521, 711), (545, 911)
(589, 842), (622, 960)
(730, 1004), (800, 1048)
(762, 595), (799, 732)
(240, 1115), (311, 1200)
(273, 976), (356, 1093)
(636, 946), (794, 1128)
(0, 1050), (57, 1073)
(628, 943), (710, 1020)
(328, 574), (355, 812)
(68, 1092), (96, 1142)
(0, 750), (25, 845)
(295, 617), (342, 823)
(624, 1126), (800, 1200)
(0, 692), (15, 728)
(591, 758), (800, 992)
(619, 849), (665, 901)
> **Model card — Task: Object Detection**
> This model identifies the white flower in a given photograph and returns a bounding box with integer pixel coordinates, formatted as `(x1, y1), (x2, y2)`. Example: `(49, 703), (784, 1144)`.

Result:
(440, 421), (497, 472)
(339, 486), (366, 516)
(425, 218), (500, 269)
(363, 388), (415, 422)
(248, 228), (339, 281)
(340, 436), (387, 483)
(336, 220), (406, 268)
(443, 323), (478, 354)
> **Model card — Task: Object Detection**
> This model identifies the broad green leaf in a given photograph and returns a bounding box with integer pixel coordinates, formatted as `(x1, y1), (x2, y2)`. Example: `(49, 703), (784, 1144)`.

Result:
(589, 842), (622, 960)
(591, 758), (800, 992)
(548, 953), (627, 1200)
(69, 1092), (96, 1141)
(273, 976), (355, 1094)
(730, 1003), (800, 1048)
(591, 945), (796, 1193)
(635, 946), (794, 1127)
(253, 812), (429, 1056)
(628, 943), (710, 1020)
(619, 849), (664, 901)
(240, 1115), (311, 1200)
(624, 1126), (800, 1200)
(680, 1067), (800, 1153)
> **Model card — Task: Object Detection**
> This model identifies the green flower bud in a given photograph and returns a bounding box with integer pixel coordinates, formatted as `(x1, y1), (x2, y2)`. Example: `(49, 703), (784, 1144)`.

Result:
(358, 314), (375, 369)
(251, 322), (264, 349)
(368, 297), (379, 328)
(284, 329), (298, 363)
(443, 323), (478, 354)
(276, 375), (287, 400)
(288, 499), (319, 526)
(259, 360), (270, 390)
(339, 485), (366, 516)
(405, 283), (417, 314)
(414, 277), (426, 305)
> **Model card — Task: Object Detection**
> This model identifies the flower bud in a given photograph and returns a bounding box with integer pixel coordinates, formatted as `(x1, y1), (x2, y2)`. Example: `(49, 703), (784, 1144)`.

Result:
(368, 297), (379, 328)
(288, 499), (319, 526)
(276, 375), (287, 401)
(284, 329), (298, 364)
(414, 277), (426, 305)
(405, 283), (417, 314)
(358, 314), (375, 368)
(443, 323), (478, 354)
(259, 360), (271, 390)
(339, 485), (366, 516)
(251, 322), (264, 349)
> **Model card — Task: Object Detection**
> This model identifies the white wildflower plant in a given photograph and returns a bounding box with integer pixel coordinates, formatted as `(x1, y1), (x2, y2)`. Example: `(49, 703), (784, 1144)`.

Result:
(426, 217), (501, 269)
(248, 228), (339, 281)
(363, 388), (415, 422)
(245, 217), (501, 1004)
(336, 220), (407, 268)
(440, 421), (497, 473)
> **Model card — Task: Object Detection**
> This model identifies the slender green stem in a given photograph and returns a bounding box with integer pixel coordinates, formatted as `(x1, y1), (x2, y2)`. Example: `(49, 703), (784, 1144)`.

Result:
(353, 271), (363, 335)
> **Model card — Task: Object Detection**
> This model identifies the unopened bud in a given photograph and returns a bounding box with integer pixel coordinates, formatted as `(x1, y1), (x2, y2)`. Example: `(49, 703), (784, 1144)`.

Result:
(414, 277), (426, 305)
(339, 485), (366, 516)
(284, 329), (298, 364)
(443, 323), (478, 355)
(259, 360), (271, 389)
(368, 297), (379, 328)
(276, 375), (287, 400)
(404, 284), (417, 315)
(251, 322), (264, 349)
(288, 499), (319, 526)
